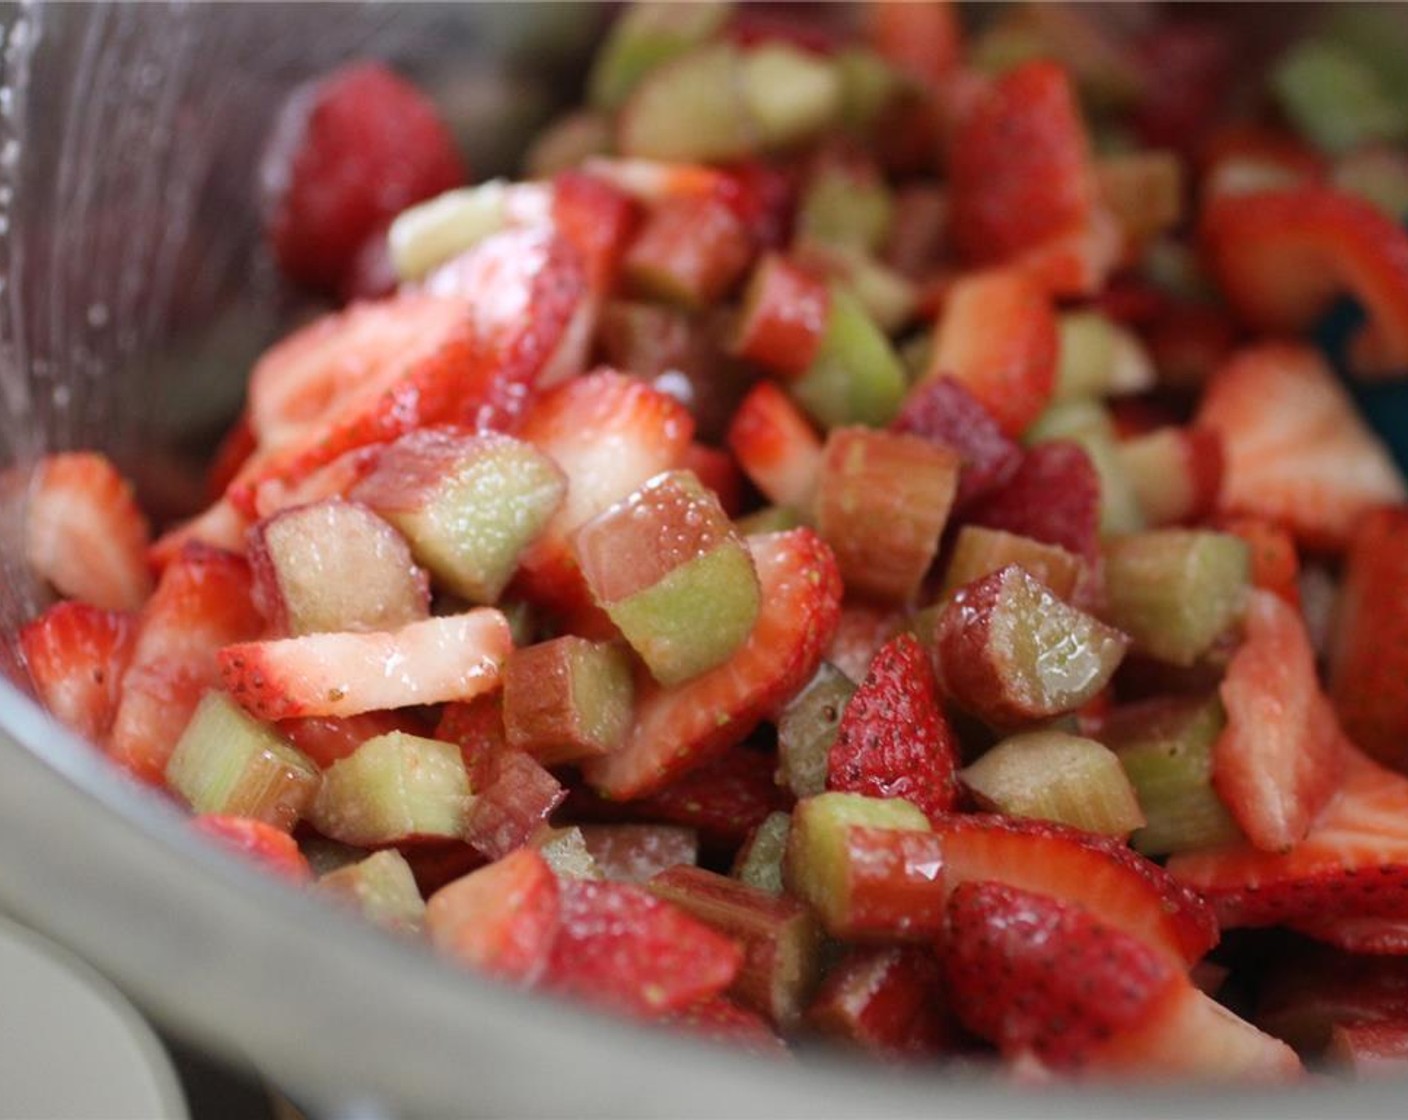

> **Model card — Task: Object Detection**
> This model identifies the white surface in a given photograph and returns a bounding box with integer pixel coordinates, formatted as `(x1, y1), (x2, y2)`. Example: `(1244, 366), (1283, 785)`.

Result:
(0, 912), (187, 1119)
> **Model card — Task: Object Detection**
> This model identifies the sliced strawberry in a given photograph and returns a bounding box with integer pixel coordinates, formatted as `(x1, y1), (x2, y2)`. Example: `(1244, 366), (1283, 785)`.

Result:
(967, 441), (1101, 564)
(922, 268), (1058, 439)
(864, 1), (962, 90)
(464, 752), (567, 861)
(1168, 746), (1408, 929)
(730, 254), (830, 379)
(206, 412), (259, 503)
(943, 880), (1181, 1069)
(425, 848), (560, 985)
(218, 609), (511, 722)
(191, 814), (311, 882)
(665, 996), (788, 1058)
(1329, 506), (1408, 770)
(1200, 187), (1408, 378)
(931, 813), (1218, 966)
(1131, 21), (1233, 157)
(1211, 590), (1343, 853)
(583, 529), (841, 801)
(277, 710), (426, 771)
(807, 946), (962, 1060)
(1198, 345), (1407, 552)
(549, 170), (640, 293)
(543, 879), (742, 1017)
(1291, 915), (1408, 956)
(434, 694), (507, 791)
(1213, 515), (1301, 609)
(514, 371), (694, 620)
(626, 746), (785, 849)
(19, 602), (136, 745)
(623, 194), (755, 311)
(579, 824), (699, 884)
(826, 634), (959, 823)
(25, 452), (152, 611)
(890, 375), (1023, 513)
(823, 602), (903, 685)
(148, 500), (251, 572)
(250, 444), (386, 521)
(108, 545), (264, 786)
(680, 443), (743, 518)
(1144, 301), (1240, 391)
(262, 60), (466, 293)
(1197, 123), (1325, 200)
(725, 380), (823, 512)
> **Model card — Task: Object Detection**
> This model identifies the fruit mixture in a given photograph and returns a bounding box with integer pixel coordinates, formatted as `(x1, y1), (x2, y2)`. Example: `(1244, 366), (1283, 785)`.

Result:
(19, 0), (1408, 1083)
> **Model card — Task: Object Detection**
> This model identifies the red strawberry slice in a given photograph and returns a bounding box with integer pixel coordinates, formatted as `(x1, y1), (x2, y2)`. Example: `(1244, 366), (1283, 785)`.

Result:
(218, 608), (511, 722)
(277, 710), (426, 770)
(864, 1), (962, 90)
(543, 879), (742, 1017)
(578, 825), (699, 884)
(514, 370), (694, 620)
(1200, 187), (1408, 378)
(148, 499), (251, 573)
(947, 62), (1107, 296)
(191, 814), (311, 882)
(434, 694), (507, 791)
(262, 60), (467, 293)
(1131, 21), (1233, 157)
(1212, 590), (1344, 853)
(1329, 506), (1408, 770)
(944, 881), (1300, 1079)
(967, 441), (1101, 564)
(922, 267), (1058, 439)
(250, 444), (386, 521)
(108, 544), (264, 787)
(549, 170), (641, 293)
(426, 848), (561, 985)
(464, 752), (567, 861)
(19, 602), (136, 745)
(824, 602), (903, 685)
(890, 375), (1023, 513)
(583, 529), (842, 801)
(806, 945), (962, 1060)
(25, 452), (152, 612)
(206, 412), (259, 503)
(826, 634), (960, 822)
(931, 813), (1219, 966)
(665, 996), (788, 1058)
(730, 254), (829, 379)
(1213, 515), (1301, 609)
(725, 380), (823, 513)
(1195, 344), (1406, 552)
(1168, 745), (1408, 930)
(626, 746), (786, 848)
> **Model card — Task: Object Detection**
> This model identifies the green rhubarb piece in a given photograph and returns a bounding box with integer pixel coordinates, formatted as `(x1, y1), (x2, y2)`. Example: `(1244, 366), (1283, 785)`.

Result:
(1026, 399), (1145, 536)
(309, 732), (471, 847)
(503, 636), (635, 765)
(533, 825), (603, 880)
(300, 836), (369, 877)
(573, 470), (761, 686)
(1054, 311), (1156, 403)
(941, 525), (1082, 601)
(1103, 695), (1243, 856)
(796, 165), (894, 255)
(795, 243), (916, 334)
(835, 47), (902, 132)
(388, 181), (515, 281)
(616, 42), (757, 162)
(734, 811), (791, 896)
(589, 1), (732, 110)
(959, 730), (1145, 837)
(317, 849), (426, 934)
(166, 692), (320, 832)
(739, 43), (843, 149)
(736, 505), (805, 536)
(1102, 530), (1251, 667)
(356, 431), (566, 606)
(1323, 5), (1408, 106)
(790, 287), (907, 430)
(1272, 39), (1408, 154)
(777, 662), (856, 799)
(524, 110), (614, 178)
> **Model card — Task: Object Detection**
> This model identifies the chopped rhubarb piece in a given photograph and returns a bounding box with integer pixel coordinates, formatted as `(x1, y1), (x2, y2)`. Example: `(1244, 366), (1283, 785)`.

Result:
(464, 752), (567, 861)
(191, 814), (311, 882)
(731, 254), (831, 379)
(882, 183), (949, 279)
(1052, 310), (1156, 403)
(19, 602), (135, 745)
(796, 153), (893, 255)
(218, 609), (510, 722)
(386, 179), (545, 281)
(317, 849), (425, 935)
(426, 849), (560, 985)
(532, 826), (602, 881)
(922, 267), (1058, 439)
(108, 545), (264, 787)
(649, 865), (823, 1028)
(726, 381), (824, 514)
(739, 43), (843, 150)
(1329, 507), (1408, 770)
(826, 634), (961, 822)
(617, 44), (756, 163)
(734, 811), (791, 896)
(579, 824), (698, 883)
(967, 441), (1101, 564)
(544, 878), (743, 1017)
(526, 111), (613, 179)
(262, 60), (466, 293)
(960, 731), (1145, 838)
(1118, 426), (1225, 528)
(348, 428), (565, 605)
(1096, 150), (1184, 256)
(1195, 344), (1406, 551)
(589, 1), (731, 110)
(808, 945), (960, 1061)
(277, 710), (425, 771)
(792, 242), (916, 335)
(778, 662), (854, 799)
(309, 731), (470, 847)
(1101, 530), (1250, 668)
(434, 694), (507, 791)
(25, 452), (152, 611)
(166, 692), (320, 832)
(1211, 589), (1343, 853)
(623, 194), (755, 310)
(788, 288), (907, 430)
(814, 427), (959, 605)
(889, 376), (1023, 514)
(247, 499), (430, 636)
(940, 526), (1081, 601)
(573, 470), (760, 686)
(784, 792), (944, 941)
(502, 637), (634, 766)
(931, 565), (1129, 730)
(1026, 399), (1146, 537)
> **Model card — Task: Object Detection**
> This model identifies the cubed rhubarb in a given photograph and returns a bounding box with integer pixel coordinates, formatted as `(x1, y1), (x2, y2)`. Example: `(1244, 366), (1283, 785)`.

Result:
(464, 751), (567, 861)
(940, 525), (1082, 601)
(733, 811), (792, 896)
(317, 848), (425, 934)
(579, 824), (699, 883)
(777, 662), (856, 799)
(502, 637), (634, 766)
(789, 288), (908, 430)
